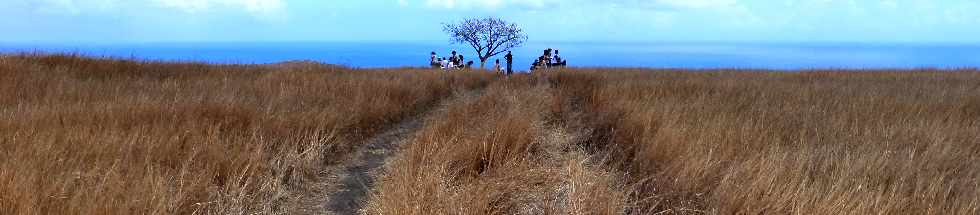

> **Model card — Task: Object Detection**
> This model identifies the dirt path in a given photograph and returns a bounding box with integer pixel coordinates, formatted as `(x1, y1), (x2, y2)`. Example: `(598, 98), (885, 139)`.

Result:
(322, 115), (425, 215)
(321, 90), (482, 215)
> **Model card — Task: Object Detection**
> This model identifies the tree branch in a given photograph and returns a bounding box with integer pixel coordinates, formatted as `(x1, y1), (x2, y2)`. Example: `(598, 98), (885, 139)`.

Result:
(443, 17), (527, 68)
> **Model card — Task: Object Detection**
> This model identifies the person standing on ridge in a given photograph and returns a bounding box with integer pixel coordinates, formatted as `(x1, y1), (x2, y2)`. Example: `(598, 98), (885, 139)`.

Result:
(504, 51), (513, 76)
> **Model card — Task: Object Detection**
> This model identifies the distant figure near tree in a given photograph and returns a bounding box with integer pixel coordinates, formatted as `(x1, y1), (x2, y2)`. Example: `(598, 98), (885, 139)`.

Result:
(504, 51), (513, 75)
(458, 55), (465, 69)
(553, 49), (563, 65)
(443, 17), (528, 69)
(494, 59), (502, 73)
(451, 51), (458, 65)
(430, 51), (439, 68)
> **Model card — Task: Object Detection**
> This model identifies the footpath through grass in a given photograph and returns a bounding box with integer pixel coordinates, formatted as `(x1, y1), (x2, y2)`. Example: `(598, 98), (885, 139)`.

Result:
(0, 54), (494, 214)
(2, 54), (978, 214)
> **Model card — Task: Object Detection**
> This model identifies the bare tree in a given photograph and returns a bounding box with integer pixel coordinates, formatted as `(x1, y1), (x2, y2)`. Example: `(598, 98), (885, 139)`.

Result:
(443, 17), (528, 69)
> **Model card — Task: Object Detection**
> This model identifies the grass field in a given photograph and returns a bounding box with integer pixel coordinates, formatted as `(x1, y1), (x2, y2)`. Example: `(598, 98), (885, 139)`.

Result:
(1, 55), (978, 214)
(548, 69), (980, 214)
(0, 54), (493, 214)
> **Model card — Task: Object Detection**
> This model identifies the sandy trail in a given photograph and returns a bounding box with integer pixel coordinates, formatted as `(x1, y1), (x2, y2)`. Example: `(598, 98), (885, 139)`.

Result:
(323, 114), (426, 215)
(321, 89), (483, 215)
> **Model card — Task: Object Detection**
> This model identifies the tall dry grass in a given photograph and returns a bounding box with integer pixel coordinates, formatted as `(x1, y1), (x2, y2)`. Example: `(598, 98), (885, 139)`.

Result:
(550, 69), (980, 214)
(368, 75), (629, 214)
(0, 54), (493, 214)
(5, 53), (978, 215)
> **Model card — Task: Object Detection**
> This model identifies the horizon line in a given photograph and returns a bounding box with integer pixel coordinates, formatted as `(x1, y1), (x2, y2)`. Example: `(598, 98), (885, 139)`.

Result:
(4, 40), (980, 46)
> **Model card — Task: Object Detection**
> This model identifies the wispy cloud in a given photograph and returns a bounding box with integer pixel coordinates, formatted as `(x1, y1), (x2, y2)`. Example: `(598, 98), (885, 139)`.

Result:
(4, 0), (980, 42)
(13, 0), (286, 18)
(15, 0), (121, 15)
(407, 0), (739, 10)
(612, 0), (738, 9)
(154, 0), (285, 16)
(418, 0), (557, 10)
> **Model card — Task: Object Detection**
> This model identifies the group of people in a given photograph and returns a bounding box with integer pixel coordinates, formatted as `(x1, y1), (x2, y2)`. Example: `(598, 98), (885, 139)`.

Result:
(492, 51), (514, 75)
(430, 48), (567, 74)
(431, 51), (474, 70)
(430, 50), (515, 76)
(530, 48), (566, 71)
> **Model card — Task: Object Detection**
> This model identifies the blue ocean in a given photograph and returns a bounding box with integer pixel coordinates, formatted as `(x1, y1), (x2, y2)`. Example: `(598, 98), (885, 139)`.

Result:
(2, 41), (980, 71)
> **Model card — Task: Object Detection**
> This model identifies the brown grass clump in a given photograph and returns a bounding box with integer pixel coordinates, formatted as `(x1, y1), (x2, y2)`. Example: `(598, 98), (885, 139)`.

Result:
(367, 75), (629, 214)
(550, 69), (980, 214)
(0, 54), (493, 214)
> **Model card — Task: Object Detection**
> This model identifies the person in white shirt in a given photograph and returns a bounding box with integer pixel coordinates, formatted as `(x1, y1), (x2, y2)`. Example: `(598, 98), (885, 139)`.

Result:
(446, 57), (455, 70)
(494, 59), (502, 73)
(430, 51), (439, 68)
(553, 49), (561, 65)
(440, 57), (449, 69)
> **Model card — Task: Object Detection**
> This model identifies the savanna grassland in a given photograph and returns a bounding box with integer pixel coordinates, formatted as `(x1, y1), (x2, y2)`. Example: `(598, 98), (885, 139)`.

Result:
(0, 54), (492, 214)
(545, 69), (980, 214)
(1, 55), (978, 215)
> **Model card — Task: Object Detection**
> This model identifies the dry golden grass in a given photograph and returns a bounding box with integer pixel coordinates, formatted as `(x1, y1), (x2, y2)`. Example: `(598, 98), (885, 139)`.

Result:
(369, 68), (979, 214)
(548, 69), (980, 214)
(367, 75), (629, 214)
(4, 54), (979, 215)
(0, 54), (493, 214)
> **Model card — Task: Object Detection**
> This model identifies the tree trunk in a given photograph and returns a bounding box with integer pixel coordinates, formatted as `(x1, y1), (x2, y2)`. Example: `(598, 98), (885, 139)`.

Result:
(479, 56), (489, 69)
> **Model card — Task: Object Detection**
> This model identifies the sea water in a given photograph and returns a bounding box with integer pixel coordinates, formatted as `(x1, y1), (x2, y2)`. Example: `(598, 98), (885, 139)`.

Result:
(2, 41), (980, 71)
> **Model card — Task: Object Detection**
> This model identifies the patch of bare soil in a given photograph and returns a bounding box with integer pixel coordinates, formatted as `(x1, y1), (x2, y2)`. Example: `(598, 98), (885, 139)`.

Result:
(322, 115), (426, 215)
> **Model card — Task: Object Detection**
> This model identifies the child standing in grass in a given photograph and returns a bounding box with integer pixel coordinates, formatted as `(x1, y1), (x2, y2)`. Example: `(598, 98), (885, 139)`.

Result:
(494, 59), (502, 73)
(458, 55), (465, 69)
(447, 57), (455, 70)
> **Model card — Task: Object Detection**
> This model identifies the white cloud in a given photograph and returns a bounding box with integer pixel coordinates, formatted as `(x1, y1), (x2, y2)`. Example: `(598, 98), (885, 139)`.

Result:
(666, 0), (736, 8)
(943, 2), (980, 24)
(411, 0), (739, 10)
(25, 0), (120, 15)
(420, 0), (557, 9)
(879, 0), (898, 9)
(153, 0), (285, 17)
(639, 0), (738, 9)
(154, 0), (210, 12)
(16, 0), (285, 18)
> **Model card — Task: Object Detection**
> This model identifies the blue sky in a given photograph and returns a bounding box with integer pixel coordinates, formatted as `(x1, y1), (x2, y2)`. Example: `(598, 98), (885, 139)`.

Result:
(2, 0), (979, 43)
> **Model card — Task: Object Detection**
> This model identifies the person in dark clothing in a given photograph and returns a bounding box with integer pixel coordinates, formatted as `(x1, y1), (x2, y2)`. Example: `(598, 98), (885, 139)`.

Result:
(458, 55), (465, 69)
(450, 51), (458, 67)
(504, 51), (513, 76)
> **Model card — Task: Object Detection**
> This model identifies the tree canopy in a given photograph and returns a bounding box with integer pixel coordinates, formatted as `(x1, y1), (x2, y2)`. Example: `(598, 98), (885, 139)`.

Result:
(443, 17), (527, 68)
